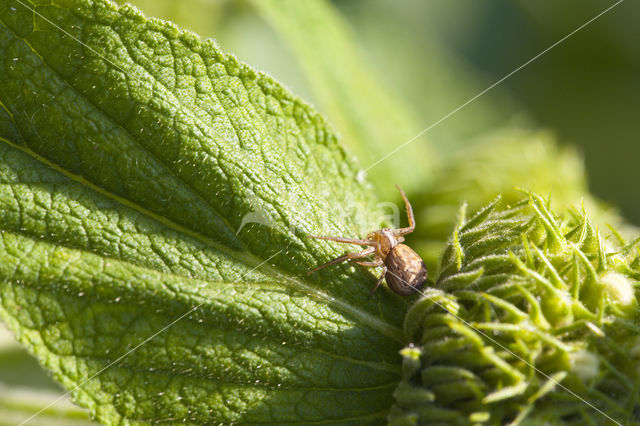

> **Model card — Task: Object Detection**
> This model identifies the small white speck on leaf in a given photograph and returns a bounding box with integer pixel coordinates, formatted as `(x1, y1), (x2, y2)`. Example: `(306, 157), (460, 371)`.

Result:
(601, 270), (636, 310)
(570, 349), (600, 381)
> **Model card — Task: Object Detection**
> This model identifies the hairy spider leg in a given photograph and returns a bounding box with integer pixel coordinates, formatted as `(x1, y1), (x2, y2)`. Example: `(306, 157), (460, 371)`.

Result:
(308, 235), (373, 246)
(393, 184), (416, 236)
(307, 246), (376, 274)
(353, 259), (384, 267)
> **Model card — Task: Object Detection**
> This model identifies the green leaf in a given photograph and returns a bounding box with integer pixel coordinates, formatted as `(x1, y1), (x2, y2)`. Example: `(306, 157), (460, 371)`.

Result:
(252, 0), (436, 197)
(0, 0), (410, 423)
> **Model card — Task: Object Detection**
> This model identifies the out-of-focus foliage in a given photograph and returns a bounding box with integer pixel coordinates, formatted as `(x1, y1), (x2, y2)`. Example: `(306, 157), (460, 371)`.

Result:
(408, 129), (627, 273)
(370, 0), (640, 221)
(0, 325), (95, 426)
(253, 0), (435, 198)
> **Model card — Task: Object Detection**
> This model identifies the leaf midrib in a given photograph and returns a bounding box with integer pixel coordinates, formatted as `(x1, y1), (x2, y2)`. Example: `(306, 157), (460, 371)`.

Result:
(1, 135), (406, 343)
(0, 136), (257, 268)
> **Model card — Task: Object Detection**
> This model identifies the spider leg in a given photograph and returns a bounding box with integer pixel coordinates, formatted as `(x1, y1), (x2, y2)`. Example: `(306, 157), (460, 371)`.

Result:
(353, 259), (384, 267)
(368, 265), (388, 299)
(392, 184), (415, 236)
(308, 246), (376, 274)
(308, 235), (373, 246)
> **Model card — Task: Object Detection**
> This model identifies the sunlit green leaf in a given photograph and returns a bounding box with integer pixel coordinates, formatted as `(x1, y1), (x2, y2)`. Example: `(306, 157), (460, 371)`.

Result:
(0, 0), (410, 423)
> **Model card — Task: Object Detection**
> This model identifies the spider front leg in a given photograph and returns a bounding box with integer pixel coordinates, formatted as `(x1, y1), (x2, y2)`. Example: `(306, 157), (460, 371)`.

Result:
(308, 235), (373, 246)
(392, 185), (415, 236)
(353, 258), (384, 268)
(308, 246), (376, 274)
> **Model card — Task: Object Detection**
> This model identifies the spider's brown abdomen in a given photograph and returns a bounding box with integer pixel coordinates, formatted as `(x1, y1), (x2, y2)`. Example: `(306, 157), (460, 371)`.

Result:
(384, 244), (427, 295)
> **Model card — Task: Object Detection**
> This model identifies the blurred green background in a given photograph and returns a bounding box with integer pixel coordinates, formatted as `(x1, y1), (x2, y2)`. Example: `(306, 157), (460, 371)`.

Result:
(2, 1), (638, 423)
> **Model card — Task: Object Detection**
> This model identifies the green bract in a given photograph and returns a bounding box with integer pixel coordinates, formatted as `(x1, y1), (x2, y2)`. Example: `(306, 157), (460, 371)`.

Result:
(0, 0), (410, 423)
(390, 194), (640, 425)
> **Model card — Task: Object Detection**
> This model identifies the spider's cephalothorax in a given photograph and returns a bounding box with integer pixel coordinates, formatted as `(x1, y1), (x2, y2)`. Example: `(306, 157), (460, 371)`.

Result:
(308, 185), (427, 298)
(367, 228), (397, 258)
